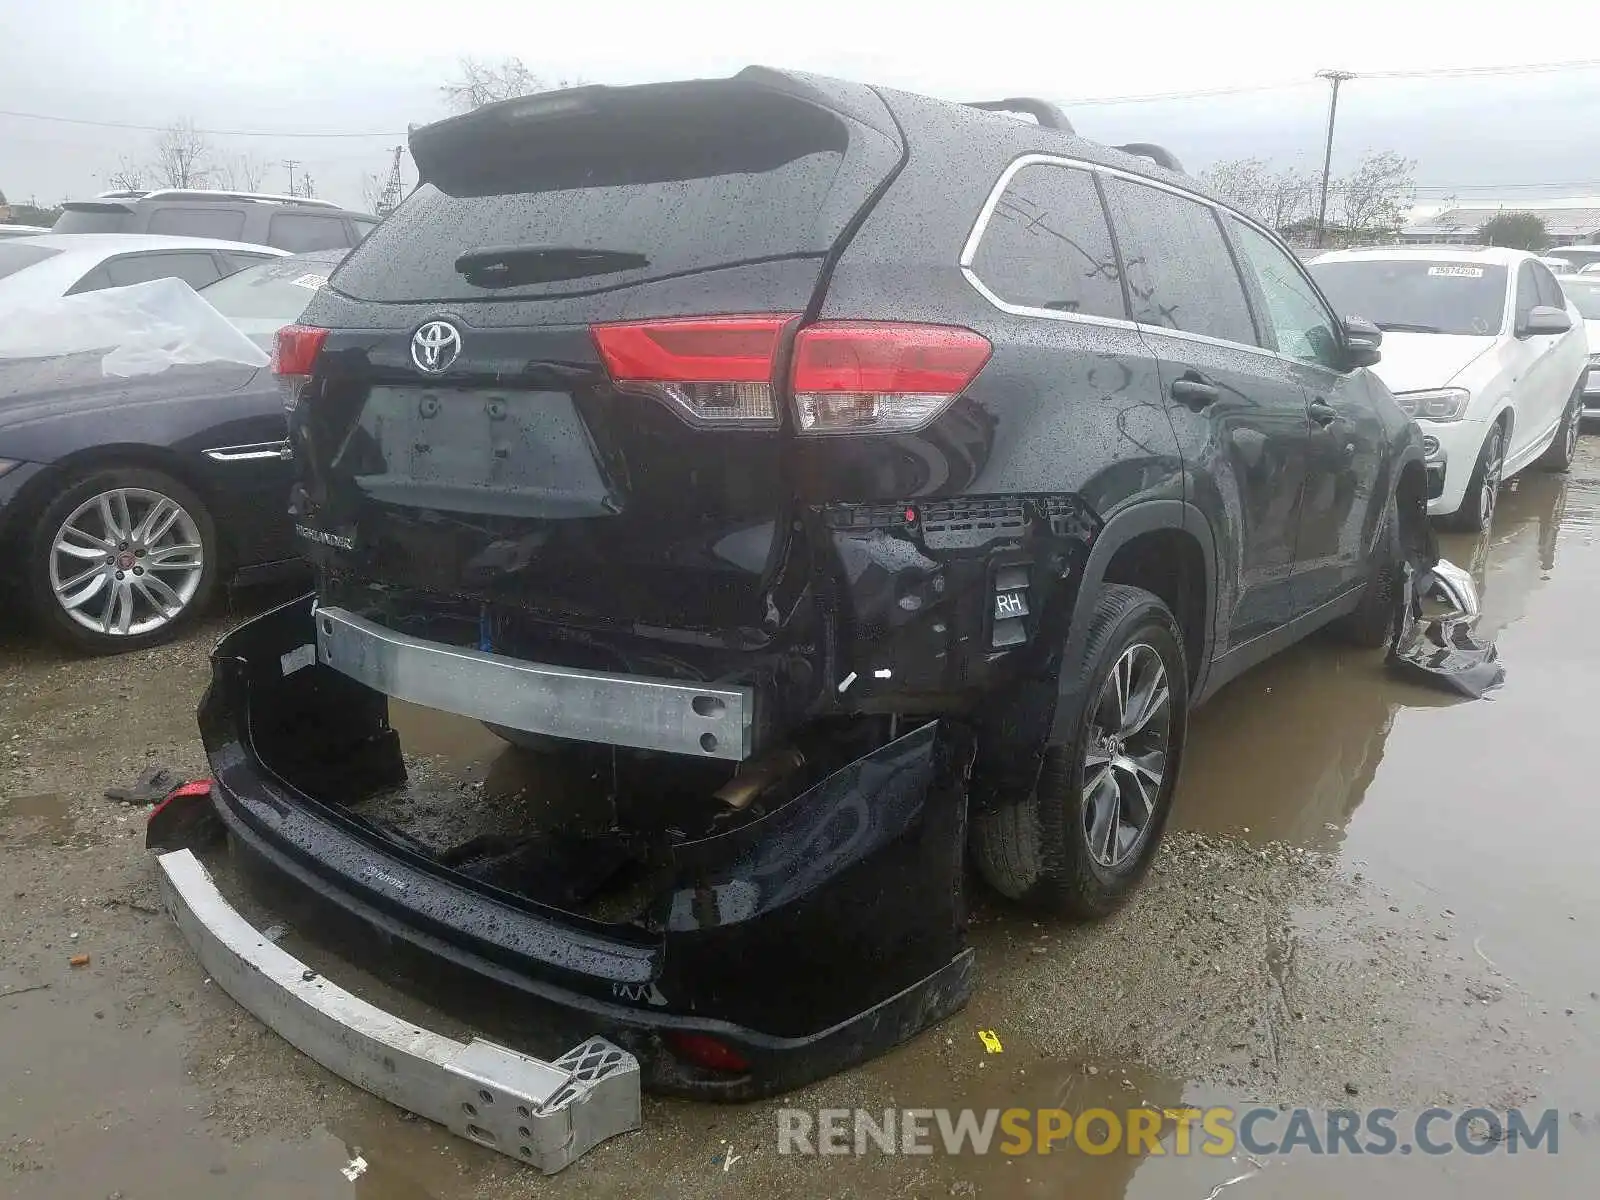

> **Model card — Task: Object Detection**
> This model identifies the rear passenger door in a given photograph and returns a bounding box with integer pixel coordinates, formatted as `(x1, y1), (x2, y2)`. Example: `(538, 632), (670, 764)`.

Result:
(1225, 216), (1384, 612)
(1099, 175), (1310, 653)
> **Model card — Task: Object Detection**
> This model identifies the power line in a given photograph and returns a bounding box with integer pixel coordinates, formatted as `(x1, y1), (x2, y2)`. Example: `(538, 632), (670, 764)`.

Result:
(0, 108), (404, 138)
(1063, 56), (1600, 107)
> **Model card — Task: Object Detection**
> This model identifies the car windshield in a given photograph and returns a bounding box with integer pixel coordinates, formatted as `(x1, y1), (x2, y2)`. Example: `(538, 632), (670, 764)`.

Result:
(197, 257), (334, 342)
(0, 242), (62, 280)
(1560, 278), (1600, 320)
(1310, 259), (1508, 336)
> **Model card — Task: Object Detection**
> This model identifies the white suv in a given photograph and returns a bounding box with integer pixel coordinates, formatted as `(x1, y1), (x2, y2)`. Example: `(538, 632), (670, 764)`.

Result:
(1310, 247), (1589, 532)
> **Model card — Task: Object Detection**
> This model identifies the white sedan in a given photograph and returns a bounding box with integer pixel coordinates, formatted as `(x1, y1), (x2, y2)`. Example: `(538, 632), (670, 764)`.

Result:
(1557, 273), (1600, 418)
(1310, 246), (1589, 533)
(0, 234), (285, 312)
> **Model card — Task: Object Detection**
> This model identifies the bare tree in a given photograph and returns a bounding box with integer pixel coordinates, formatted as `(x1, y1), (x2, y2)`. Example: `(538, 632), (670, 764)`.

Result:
(151, 119), (212, 189)
(1333, 151), (1416, 242)
(441, 56), (581, 112)
(215, 153), (270, 192)
(1199, 157), (1316, 233)
(104, 156), (147, 192)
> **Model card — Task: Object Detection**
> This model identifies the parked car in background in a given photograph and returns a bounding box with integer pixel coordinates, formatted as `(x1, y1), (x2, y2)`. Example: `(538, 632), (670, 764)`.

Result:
(1310, 246), (1587, 532)
(0, 224), (49, 240)
(1582, 263), (1600, 276)
(0, 234), (285, 312)
(0, 249), (344, 652)
(1550, 245), (1600, 272)
(1538, 255), (1576, 274)
(1558, 273), (1600, 418)
(51, 189), (378, 252)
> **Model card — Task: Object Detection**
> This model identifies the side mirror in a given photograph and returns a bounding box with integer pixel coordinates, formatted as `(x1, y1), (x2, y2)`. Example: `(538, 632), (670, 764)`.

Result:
(1341, 314), (1382, 369)
(1518, 305), (1572, 337)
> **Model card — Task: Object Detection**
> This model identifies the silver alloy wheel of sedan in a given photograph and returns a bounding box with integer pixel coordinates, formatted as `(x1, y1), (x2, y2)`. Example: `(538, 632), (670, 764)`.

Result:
(1478, 427), (1504, 530)
(48, 487), (205, 637)
(1082, 642), (1171, 869)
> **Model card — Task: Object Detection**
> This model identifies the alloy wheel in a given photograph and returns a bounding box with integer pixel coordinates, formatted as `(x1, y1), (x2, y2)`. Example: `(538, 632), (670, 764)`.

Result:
(48, 487), (205, 637)
(1479, 430), (1504, 530)
(1082, 643), (1171, 869)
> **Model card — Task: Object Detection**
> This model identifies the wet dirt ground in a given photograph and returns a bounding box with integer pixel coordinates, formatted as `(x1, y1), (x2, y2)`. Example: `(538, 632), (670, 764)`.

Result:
(5, 439), (1600, 1198)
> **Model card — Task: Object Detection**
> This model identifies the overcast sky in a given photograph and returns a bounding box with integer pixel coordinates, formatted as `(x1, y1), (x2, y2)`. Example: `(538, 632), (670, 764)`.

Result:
(4, 0), (1600, 212)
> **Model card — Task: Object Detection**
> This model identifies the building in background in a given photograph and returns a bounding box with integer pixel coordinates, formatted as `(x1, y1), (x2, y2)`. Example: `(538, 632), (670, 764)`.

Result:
(1401, 197), (1600, 245)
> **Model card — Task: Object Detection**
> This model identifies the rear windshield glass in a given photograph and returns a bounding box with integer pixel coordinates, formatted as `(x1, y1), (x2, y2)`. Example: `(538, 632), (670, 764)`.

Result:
(334, 98), (854, 303)
(198, 256), (336, 341)
(1561, 278), (1600, 320)
(0, 242), (62, 280)
(52, 207), (134, 234)
(1310, 260), (1508, 336)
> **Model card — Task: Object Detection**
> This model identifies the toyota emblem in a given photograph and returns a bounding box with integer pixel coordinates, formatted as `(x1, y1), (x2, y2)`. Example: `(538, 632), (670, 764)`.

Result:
(410, 320), (462, 373)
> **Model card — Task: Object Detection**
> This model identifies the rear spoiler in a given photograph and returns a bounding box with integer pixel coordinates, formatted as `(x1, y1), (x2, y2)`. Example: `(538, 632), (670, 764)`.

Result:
(62, 200), (136, 214)
(410, 70), (900, 193)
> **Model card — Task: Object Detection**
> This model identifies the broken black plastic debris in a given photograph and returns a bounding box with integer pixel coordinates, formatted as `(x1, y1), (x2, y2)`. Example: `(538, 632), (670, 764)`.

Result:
(105, 763), (179, 805)
(1385, 560), (1505, 699)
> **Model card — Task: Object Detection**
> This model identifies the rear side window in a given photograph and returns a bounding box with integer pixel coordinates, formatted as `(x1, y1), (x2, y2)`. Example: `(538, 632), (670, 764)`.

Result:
(969, 164), (1127, 320)
(268, 213), (352, 252)
(146, 205), (246, 240)
(1101, 178), (1256, 346)
(336, 92), (868, 303)
(0, 242), (62, 280)
(102, 251), (225, 290)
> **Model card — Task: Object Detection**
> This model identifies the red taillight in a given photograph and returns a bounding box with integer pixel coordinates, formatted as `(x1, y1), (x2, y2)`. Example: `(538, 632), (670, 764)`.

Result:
(589, 315), (990, 434)
(664, 1031), (751, 1074)
(274, 325), (328, 377)
(591, 315), (796, 428)
(791, 322), (991, 434)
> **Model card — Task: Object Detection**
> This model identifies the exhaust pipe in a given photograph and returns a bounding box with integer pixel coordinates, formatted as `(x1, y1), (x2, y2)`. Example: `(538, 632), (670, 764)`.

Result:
(713, 746), (807, 811)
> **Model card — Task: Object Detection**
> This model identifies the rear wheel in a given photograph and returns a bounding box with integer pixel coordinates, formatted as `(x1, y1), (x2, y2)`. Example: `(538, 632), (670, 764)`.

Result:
(1536, 384), (1583, 473)
(27, 467), (217, 654)
(1441, 422), (1504, 534)
(971, 584), (1188, 918)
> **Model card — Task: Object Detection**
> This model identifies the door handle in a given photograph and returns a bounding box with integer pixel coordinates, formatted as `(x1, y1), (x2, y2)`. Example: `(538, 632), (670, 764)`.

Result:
(1170, 375), (1220, 410)
(1308, 400), (1339, 426)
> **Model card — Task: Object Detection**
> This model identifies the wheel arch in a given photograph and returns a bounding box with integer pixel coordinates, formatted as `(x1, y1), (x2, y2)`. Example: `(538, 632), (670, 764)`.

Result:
(1048, 500), (1215, 744)
(6, 445), (232, 565)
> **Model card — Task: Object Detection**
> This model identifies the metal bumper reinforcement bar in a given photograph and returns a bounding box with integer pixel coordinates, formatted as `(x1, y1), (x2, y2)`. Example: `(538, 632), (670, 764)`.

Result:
(155, 849), (642, 1172)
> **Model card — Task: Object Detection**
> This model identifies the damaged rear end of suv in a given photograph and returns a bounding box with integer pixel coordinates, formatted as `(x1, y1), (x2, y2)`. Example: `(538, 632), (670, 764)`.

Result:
(190, 67), (1415, 1100)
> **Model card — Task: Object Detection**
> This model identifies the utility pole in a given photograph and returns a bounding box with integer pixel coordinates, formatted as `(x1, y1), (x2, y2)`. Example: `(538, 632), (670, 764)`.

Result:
(281, 159), (301, 197)
(1314, 70), (1356, 249)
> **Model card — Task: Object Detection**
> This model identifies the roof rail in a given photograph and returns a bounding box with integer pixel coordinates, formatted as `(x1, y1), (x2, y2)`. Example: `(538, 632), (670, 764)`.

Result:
(1113, 143), (1186, 173)
(964, 97), (1076, 134)
(137, 188), (344, 210)
(95, 189), (150, 200)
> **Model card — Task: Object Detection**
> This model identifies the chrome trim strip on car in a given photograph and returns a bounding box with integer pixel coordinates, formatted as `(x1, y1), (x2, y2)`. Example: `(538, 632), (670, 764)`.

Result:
(959, 152), (1349, 377)
(203, 440), (288, 463)
(314, 606), (755, 761)
(155, 849), (641, 1173)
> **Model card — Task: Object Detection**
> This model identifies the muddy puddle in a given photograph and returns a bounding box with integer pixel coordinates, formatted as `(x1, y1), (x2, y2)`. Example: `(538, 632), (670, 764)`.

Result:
(4, 443), (1600, 1198)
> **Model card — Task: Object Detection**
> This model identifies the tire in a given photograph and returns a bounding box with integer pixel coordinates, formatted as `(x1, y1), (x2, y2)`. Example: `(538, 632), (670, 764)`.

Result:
(971, 584), (1188, 918)
(27, 467), (218, 654)
(1535, 384), (1583, 473)
(1440, 421), (1505, 534)
(1328, 492), (1401, 648)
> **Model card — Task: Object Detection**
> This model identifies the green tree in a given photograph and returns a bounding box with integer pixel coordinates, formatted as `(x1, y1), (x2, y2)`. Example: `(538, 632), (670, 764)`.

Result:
(1478, 211), (1548, 251)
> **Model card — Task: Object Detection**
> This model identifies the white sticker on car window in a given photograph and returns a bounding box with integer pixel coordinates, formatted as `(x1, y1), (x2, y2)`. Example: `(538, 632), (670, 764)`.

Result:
(290, 273), (326, 289)
(1427, 265), (1485, 278)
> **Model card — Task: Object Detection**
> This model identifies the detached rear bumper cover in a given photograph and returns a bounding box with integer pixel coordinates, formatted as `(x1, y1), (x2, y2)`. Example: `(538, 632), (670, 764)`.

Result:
(196, 594), (975, 1099)
(156, 849), (640, 1172)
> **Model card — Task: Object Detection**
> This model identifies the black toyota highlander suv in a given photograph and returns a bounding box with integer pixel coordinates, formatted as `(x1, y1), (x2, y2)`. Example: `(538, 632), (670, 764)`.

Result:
(195, 67), (1425, 1096)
